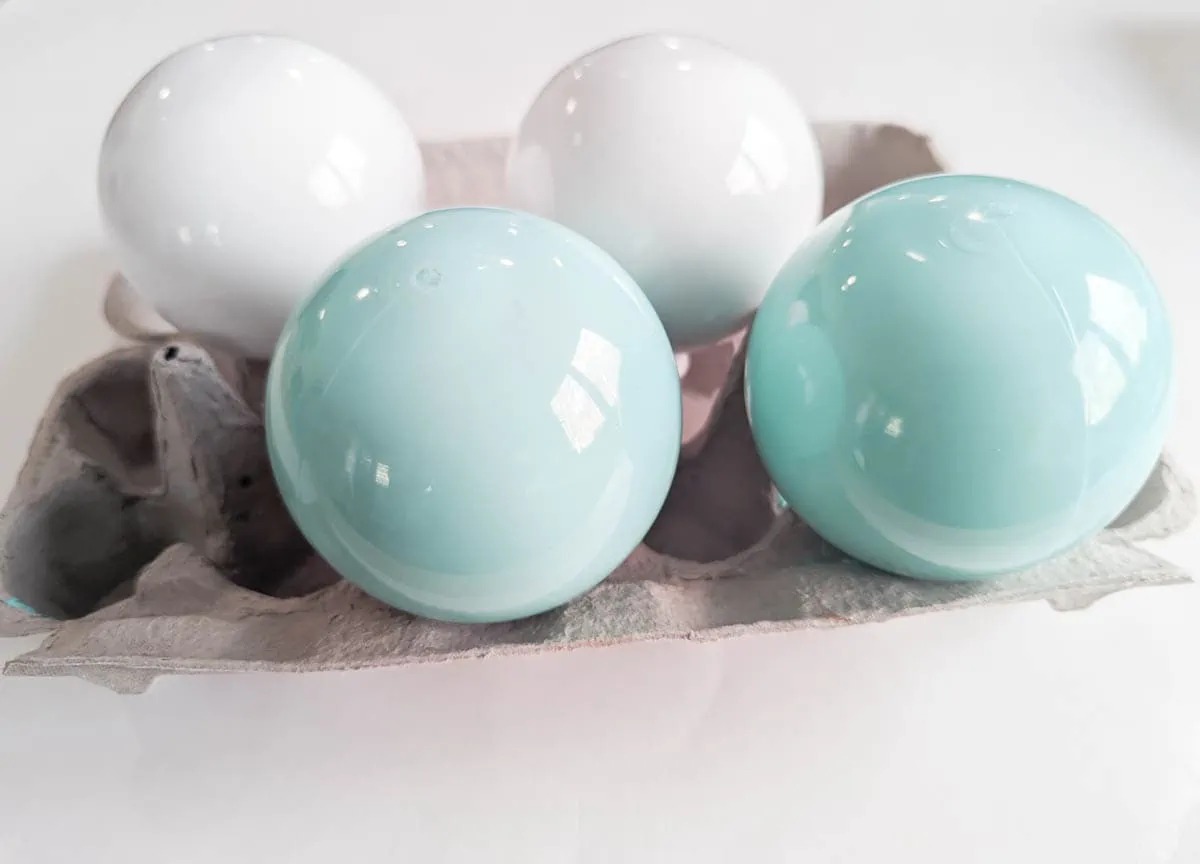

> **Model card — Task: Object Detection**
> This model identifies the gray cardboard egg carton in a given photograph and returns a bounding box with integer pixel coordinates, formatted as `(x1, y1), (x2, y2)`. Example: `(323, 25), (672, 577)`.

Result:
(0, 124), (1194, 693)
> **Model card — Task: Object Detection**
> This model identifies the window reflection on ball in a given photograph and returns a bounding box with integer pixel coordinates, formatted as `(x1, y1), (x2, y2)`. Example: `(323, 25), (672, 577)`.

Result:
(507, 34), (823, 349)
(98, 34), (425, 358)
(265, 207), (681, 622)
(746, 174), (1173, 581)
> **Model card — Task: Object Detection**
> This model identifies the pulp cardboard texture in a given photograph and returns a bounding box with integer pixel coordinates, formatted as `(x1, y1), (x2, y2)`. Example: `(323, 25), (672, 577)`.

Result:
(1, 125), (1192, 693)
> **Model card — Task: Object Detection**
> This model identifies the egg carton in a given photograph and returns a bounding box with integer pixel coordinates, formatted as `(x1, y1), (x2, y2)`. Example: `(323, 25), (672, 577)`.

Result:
(0, 124), (1193, 694)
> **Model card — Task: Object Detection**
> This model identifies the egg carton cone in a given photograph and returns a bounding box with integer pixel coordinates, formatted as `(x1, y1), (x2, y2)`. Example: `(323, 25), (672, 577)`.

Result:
(1, 123), (1193, 694)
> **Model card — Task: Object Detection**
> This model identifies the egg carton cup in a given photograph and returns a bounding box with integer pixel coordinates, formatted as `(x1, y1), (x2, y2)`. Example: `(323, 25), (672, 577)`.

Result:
(1, 123), (1193, 694)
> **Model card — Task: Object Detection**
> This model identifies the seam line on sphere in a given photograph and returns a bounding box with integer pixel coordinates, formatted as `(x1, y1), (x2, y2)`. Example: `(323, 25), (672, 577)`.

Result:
(319, 292), (405, 398)
(996, 221), (1090, 524)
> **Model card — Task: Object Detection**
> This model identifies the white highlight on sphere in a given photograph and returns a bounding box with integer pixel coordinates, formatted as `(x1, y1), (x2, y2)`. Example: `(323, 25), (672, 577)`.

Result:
(507, 34), (824, 349)
(98, 33), (425, 358)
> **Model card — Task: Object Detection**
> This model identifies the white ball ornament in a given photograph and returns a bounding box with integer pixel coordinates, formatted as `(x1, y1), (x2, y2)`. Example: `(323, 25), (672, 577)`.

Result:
(507, 34), (824, 349)
(98, 34), (425, 358)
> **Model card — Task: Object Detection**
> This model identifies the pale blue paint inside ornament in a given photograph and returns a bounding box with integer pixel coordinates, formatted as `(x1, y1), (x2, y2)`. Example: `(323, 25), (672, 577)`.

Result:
(745, 174), (1174, 581)
(4, 596), (42, 616)
(265, 207), (681, 622)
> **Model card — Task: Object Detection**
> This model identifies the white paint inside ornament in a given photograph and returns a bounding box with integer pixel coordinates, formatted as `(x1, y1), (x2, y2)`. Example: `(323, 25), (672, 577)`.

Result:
(506, 33), (824, 349)
(97, 33), (425, 358)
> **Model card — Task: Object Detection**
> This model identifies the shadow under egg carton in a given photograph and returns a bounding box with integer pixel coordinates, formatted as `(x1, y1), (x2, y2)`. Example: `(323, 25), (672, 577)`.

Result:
(1, 124), (1193, 693)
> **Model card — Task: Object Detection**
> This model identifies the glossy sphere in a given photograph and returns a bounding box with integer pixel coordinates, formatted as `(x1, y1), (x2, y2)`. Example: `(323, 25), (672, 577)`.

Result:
(266, 207), (682, 622)
(99, 34), (424, 358)
(507, 34), (823, 349)
(746, 174), (1173, 581)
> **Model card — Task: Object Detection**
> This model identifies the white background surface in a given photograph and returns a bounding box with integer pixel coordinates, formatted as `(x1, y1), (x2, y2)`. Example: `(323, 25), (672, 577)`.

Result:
(2, 0), (1200, 861)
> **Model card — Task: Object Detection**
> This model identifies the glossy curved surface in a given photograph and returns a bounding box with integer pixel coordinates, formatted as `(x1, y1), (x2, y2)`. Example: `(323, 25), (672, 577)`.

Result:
(266, 207), (682, 622)
(746, 174), (1174, 581)
(507, 33), (823, 350)
(98, 33), (425, 358)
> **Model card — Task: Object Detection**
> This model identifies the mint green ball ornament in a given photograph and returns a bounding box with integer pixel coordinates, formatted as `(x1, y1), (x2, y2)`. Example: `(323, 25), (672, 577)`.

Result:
(266, 207), (681, 622)
(746, 174), (1173, 581)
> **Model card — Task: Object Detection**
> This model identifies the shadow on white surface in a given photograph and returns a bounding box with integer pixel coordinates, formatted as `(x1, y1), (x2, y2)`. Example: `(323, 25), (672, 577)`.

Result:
(1107, 24), (1200, 148)
(0, 250), (114, 483)
(3, 590), (1200, 863)
(0, 633), (46, 663)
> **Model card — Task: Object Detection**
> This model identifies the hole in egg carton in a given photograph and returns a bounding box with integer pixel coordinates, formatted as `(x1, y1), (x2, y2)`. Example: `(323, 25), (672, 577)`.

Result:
(2, 125), (1191, 691)
(647, 122), (945, 563)
(0, 338), (326, 620)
